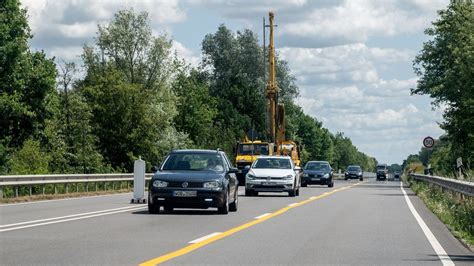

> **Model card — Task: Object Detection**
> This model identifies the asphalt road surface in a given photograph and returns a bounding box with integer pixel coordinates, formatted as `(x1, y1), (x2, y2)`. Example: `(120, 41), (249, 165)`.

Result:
(1, 178), (472, 265)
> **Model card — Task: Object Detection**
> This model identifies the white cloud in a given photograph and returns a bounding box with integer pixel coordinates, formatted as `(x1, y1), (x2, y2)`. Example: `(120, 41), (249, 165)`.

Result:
(172, 40), (200, 67)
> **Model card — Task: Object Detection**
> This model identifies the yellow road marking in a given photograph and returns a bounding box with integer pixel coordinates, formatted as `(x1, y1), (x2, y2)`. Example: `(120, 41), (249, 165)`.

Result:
(139, 182), (362, 266)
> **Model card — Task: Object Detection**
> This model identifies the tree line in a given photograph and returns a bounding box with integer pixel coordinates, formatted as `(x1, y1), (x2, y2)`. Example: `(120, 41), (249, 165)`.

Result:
(0, 1), (377, 175)
(404, 0), (473, 178)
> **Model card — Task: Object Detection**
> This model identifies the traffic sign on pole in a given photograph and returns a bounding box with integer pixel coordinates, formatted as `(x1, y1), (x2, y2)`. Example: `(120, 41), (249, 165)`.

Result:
(423, 136), (435, 148)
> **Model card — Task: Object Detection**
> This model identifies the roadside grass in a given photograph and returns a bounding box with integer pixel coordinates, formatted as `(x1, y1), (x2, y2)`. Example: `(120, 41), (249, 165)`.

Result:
(406, 177), (474, 249)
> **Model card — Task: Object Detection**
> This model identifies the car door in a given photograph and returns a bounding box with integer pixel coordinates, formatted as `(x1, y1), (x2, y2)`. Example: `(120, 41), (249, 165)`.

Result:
(222, 153), (238, 200)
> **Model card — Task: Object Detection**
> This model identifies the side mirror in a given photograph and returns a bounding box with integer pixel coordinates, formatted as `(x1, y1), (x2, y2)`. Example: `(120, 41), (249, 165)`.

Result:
(244, 165), (251, 170)
(151, 166), (158, 172)
(228, 168), (238, 174)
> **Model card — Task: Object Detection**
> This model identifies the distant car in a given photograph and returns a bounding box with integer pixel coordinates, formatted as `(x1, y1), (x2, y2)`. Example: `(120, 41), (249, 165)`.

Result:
(394, 172), (401, 179)
(245, 156), (301, 197)
(301, 161), (334, 187)
(148, 149), (239, 214)
(376, 163), (388, 181)
(345, 165), (363, 181)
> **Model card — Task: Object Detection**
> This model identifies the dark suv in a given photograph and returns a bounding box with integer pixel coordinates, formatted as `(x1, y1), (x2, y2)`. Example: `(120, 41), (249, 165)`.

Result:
(148, 149), (239, 214)
(376, 163), (388, 181)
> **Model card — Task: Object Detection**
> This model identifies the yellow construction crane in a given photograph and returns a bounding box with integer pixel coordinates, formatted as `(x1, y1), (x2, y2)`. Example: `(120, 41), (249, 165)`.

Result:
(266, 12), (301, 166)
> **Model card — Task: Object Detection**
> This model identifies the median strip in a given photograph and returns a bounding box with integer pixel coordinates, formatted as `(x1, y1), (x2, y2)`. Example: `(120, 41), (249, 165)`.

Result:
(139, 182), (361, 266)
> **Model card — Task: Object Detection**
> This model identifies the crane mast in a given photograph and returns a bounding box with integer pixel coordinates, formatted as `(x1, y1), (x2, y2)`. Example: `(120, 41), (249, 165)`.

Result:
(266, 12), (285, 150)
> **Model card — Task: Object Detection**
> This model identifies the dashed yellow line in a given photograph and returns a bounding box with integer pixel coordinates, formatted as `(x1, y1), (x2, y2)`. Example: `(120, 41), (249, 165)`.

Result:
(139, 182), (362, 266)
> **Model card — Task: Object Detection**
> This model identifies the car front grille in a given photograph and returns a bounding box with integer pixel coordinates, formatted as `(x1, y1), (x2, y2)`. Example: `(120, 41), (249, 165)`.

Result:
(167, 182), (203, 188)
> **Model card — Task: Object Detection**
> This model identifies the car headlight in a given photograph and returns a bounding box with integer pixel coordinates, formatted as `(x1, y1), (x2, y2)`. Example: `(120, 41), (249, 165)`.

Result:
(246, 174), (256, 180)
(284, 174), (293, 180)
(152, 180), (168, 188)
(323, 173), (330, 178)
(203, 181), (221, 190)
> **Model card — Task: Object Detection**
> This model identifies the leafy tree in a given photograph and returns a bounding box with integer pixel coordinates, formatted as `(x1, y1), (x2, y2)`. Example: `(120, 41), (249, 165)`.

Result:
(80, 9), (187, 171)
(172, 69), (218, 148)
(413, 0), (474, 169)
(9, 139), (50, 174)
(0, 0), (57, 150)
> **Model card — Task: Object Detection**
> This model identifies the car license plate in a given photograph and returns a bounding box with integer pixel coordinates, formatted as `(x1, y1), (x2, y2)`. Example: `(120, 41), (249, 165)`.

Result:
(262, 182), (275, 185)
(173, 191), (197, 197)
(311, 178), (320, 181)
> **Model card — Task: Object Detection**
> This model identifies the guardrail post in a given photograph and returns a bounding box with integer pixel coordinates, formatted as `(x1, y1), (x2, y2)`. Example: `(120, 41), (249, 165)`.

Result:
(29, 185), (32, 196)
(86, 183), (89, 192)
(15, 186), (18, 197)
(42, 185), (45, 195)
(65, 184), (68, 194)
(0, 186), (3, 199)
(95, 182), (98, 191)
(54, 184), (57, 194)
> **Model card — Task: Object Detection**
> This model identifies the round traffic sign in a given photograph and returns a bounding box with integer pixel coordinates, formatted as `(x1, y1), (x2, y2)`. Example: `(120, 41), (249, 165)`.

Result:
(423, 136), (435, 148)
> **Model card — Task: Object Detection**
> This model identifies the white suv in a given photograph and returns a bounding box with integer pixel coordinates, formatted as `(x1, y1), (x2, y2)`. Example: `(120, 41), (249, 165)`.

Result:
(245, 156), (300, 197)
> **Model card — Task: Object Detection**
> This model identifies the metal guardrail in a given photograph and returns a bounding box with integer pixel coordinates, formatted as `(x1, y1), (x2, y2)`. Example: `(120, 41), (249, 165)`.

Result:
(409, 173), (474, 197)
(0, 173), (154, 199)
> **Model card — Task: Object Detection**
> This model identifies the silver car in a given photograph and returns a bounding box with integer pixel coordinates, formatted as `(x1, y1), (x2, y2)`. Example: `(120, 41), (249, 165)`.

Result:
(245, 156), (301, 197)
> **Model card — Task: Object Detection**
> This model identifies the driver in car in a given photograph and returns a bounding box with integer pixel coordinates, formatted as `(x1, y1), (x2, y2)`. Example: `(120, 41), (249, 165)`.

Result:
(206, 158), (224, 171)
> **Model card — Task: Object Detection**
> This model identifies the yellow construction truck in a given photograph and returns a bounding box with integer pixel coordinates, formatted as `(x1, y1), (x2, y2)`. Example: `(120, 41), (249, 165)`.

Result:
(235, 138), (274, 184)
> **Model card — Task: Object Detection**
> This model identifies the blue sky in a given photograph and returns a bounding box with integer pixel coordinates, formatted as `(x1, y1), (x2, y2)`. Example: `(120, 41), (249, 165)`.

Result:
(20, 0), (450, 165)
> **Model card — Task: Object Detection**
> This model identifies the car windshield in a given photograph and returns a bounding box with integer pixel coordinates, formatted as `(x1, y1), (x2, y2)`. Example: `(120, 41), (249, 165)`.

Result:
(377, 165), (387, 170)
(253, 158), (291, 169)
(348, 166), (361, 171)
(238, 144), (270, 155)
(305, 162), (329, 171)
(162, 153), (225, 172)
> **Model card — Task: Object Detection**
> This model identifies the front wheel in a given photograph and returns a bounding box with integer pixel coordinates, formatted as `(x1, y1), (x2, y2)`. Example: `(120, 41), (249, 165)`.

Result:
(218, 191), (229, 214)
(295, 188), (300, 196)
(148, 203), (161, 214)
(328, 181), (334, 188)
(229, 189), (238, 212)
(359, 177), (363, 181)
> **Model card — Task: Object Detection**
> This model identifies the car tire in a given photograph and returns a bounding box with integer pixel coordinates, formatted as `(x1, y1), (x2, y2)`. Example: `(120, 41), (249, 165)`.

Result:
(218, 191), (229, 214)
(164, 206), (173, 212)
(296, 188), (300, 196)
(301, 182), (307, 187)
(229, 191), (238, 212)
(328, 181), (334, 188)
(245, 189), (253, 197)
(148, 203), (161, 214)
(344, 177), (348, 180)
(289, 189), (296, 197)
(359, 177), (363, 181)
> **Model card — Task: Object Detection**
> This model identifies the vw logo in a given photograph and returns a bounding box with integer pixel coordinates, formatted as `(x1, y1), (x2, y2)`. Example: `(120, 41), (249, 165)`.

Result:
(182, 182), (188, 188)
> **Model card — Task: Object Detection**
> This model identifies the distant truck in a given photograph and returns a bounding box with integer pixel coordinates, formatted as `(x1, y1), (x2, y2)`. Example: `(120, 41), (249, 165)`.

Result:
(376, 163), (388, 181)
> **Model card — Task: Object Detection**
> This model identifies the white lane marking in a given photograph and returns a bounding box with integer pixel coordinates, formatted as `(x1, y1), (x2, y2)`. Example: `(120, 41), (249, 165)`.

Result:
(254, 213), (271, 219)
(287, 203), (298, 207)
(0, 206), (145, 233)
(0, 205), (141, 228)
(400, 182), (454, 266)
(189, 232), (222, 244)
(0, 192), (133, 207)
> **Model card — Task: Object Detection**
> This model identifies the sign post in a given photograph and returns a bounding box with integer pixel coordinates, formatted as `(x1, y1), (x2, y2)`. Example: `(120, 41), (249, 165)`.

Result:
(456, 157), (463, 179)
(131, 158), (146, 203)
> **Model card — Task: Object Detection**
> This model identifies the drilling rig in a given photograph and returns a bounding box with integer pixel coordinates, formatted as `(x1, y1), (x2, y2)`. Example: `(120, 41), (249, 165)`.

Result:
(266, 12), (301, 166)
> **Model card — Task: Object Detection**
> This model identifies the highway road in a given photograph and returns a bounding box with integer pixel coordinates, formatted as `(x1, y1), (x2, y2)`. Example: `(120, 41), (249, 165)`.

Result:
(1, 178), (472, 265)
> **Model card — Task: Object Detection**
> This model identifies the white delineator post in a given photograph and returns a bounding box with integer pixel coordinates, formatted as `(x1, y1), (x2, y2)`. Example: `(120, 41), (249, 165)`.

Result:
(131, 158), (146, 203)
